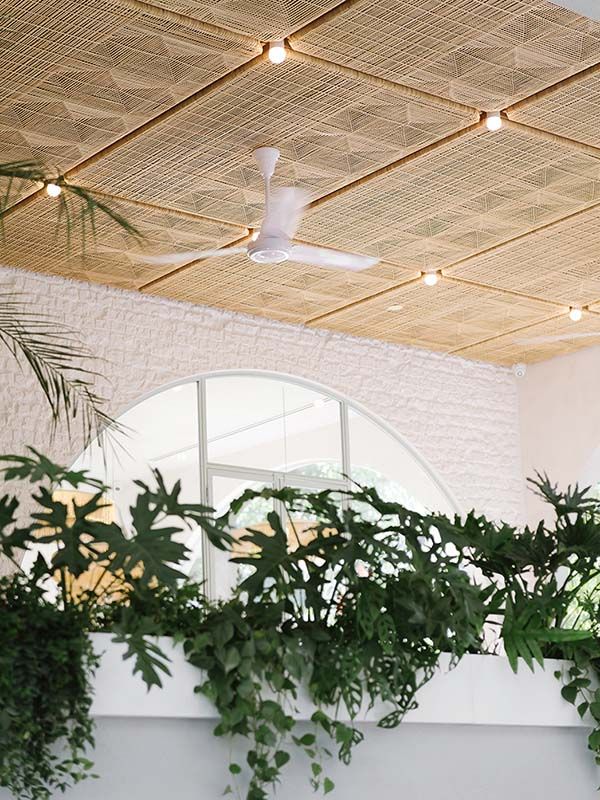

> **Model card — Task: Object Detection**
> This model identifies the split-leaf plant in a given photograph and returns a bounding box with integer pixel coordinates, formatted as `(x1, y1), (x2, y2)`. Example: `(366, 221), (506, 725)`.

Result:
(2, 450), (600, 800)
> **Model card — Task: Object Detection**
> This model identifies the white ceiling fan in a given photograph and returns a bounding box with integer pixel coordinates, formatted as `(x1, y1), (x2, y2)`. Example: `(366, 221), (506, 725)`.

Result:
(138, 147), (379, 273)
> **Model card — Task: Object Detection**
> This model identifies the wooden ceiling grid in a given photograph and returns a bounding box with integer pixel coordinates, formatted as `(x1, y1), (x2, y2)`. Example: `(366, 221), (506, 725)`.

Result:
(2, 0), (600, 363)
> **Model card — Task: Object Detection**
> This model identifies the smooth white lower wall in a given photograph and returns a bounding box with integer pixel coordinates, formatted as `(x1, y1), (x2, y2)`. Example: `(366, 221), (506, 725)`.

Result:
(0, 265), (524, 524)
(519, 345), (600, 523)
(42, 718), (597, 800)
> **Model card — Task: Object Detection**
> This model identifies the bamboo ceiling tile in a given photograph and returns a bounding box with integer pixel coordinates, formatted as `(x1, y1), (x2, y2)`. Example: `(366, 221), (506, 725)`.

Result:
(456, 311), (600, 364)
(509, 71), (600, 147)
(299, 126), (600, 271)
(0, 1), (257, 173)
(0, 196), (243, 289)
(143, 251), (419, 324)
(449, 205), (600, 307)
(312, 279), (555, 353)
(149, 0), (342, 39)
(292, 0), (600, 109)
(75, 55), (477, 226)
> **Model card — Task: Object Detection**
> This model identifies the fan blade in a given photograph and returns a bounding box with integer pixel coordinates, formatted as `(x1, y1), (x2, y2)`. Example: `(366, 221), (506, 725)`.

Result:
(262, 187), (309, 240)
(289, 243), (379, 272)
(515, 332), (600, 345)
(135, 246), (248, 266)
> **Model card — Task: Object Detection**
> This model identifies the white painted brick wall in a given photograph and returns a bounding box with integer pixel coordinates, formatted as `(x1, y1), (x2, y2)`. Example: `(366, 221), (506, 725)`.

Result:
(0, 265), (525, 524)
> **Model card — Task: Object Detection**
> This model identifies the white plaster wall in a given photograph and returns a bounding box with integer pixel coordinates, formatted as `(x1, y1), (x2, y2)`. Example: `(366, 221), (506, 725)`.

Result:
(0, 265), (525, 524)
(519, 344), (600, 524)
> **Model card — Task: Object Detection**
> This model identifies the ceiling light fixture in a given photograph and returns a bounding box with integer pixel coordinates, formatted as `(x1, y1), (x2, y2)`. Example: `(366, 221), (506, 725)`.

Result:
(268, 40), (286, 64)
(569, 306), (583, 322)
(485, 111), (503, 132)
(45, 182), (62, 198)
(386, 304), (404, 312)
(422, 271), (439, 286)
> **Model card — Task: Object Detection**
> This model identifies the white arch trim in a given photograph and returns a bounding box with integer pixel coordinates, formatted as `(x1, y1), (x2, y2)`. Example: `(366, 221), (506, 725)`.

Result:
(106, 368), (463, 515)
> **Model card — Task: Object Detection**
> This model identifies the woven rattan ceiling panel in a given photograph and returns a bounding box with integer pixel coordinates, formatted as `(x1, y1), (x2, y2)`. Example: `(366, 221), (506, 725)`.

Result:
(299, 126), (600, 271)
(0, 195), (243, 289)
(149, 0), (343, 39)
(508, 71), (600, 147)
(448, 204), (600, 306)
(5, 0), (600, 365)
(143, 252), (418, 324)
(292, 0), (600, 109)
(456, 310), (600, 364)
(74, 54), (476, 226)
(309, 278), (553, 352)
(0, 0), (256, 173)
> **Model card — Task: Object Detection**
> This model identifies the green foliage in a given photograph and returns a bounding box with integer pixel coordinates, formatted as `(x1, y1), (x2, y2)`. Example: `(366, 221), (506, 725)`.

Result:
(4, 455), (600, 797)
(0, 160), (141, 447)
(0, 578), (98, 800)
(0, 451), (218, 799)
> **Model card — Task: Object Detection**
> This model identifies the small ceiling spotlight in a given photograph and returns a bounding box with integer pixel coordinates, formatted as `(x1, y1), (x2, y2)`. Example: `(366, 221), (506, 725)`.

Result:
(569, 306), (583, 322)
(485, 111), (503, 132)
(268, 40), (286, 64)
(422, 271), (439, 286)
(45, 181), (62, 198)
(386, 304), (404, 312)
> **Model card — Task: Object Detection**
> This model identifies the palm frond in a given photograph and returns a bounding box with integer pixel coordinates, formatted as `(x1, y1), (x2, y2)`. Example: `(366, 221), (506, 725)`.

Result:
(0, 161), (142, 242)
(0, 161), (141, 448)
(0, 292), (121, 448)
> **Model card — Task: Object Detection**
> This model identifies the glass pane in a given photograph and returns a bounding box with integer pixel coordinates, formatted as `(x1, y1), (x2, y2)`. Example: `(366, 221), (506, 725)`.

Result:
(67, 382), (204, 581)
(348, 408), (454, 514)
(206, 375), (342, 475)
(210, 473), (274, 598)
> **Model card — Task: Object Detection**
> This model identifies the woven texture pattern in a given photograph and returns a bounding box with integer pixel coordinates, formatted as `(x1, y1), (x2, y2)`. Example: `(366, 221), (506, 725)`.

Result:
(144, 251), (418, 323)
(312, 279), (553, 352)
(0, 195), (243, 289)
(449, 205), (600, 306)
(292, 0), (600, 108)
(0, 0), (256, 171)
(509, 70), (600, 147)
(4, 0), (600, 364)
(456, 311), (600, 364)
(76, 56), (476, 226)
(149, 0), (343, 39)
(299, 127), (600, 270)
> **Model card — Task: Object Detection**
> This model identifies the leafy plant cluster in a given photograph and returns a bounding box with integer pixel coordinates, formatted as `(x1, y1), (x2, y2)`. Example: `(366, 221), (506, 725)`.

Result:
(2, 451), (600, 799)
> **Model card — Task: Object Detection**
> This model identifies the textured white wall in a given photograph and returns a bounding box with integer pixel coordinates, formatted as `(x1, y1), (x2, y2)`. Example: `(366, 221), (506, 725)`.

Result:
(0, 265), (525, 523)
(519, 344), (600, 524)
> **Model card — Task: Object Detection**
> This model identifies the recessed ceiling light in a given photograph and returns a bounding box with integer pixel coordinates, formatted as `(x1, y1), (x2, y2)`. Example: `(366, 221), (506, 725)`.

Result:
(569, 306), (583, 322)
(268, 40), (286, 64)
(422, 271), (439, 286)
(485, 111), (503, 132)
(45, 182), (62, 198)
(386, 304), (403, 312)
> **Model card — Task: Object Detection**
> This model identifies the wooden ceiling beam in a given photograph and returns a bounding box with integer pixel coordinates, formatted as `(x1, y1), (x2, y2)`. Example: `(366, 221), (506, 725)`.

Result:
(112, 0), (261, 47)
(286, 45), (479, 116)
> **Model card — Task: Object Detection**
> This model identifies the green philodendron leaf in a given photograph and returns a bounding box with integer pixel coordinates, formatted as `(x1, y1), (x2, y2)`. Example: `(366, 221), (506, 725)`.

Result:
(5, 455), (600, 798)
(111, 628), (171, 690)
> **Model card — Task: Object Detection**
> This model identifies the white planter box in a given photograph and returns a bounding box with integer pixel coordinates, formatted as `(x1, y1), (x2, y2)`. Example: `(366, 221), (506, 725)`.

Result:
(3, 635), (597, 800)
(90, 632), (589, 728)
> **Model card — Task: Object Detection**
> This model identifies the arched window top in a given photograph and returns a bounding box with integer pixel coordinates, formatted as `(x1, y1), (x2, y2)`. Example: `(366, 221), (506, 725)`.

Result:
(67, 371), (459, 593)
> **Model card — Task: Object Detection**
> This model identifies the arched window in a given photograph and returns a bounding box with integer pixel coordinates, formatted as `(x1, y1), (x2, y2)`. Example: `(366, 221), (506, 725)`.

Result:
(66, 371), (459, 596)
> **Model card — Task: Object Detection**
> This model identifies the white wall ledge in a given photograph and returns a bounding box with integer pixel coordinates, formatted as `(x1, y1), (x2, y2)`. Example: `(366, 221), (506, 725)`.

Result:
(90, 634), (589, 728)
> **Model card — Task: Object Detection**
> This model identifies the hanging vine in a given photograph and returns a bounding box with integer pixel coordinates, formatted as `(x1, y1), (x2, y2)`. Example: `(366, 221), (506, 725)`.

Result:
(0, 450), (600, 799)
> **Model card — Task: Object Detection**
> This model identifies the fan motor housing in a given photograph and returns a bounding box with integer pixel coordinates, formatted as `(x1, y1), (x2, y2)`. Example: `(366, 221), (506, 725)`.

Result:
(248, 235), (290, 264)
